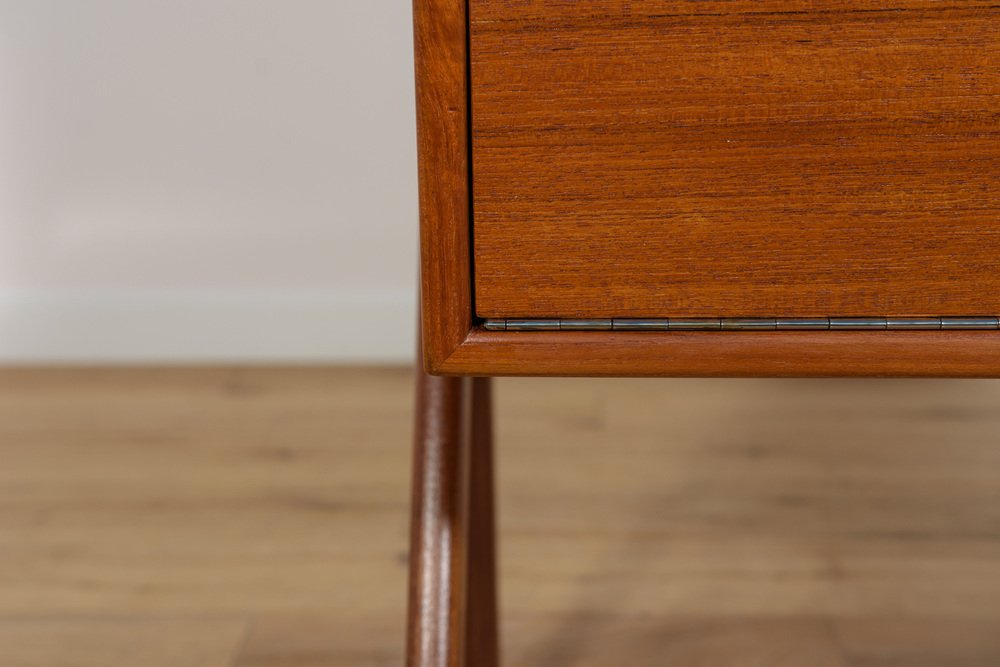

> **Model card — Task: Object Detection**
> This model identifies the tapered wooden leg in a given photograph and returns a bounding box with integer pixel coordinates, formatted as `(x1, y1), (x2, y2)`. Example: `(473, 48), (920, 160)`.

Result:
(466, 377), (499, 667)
(406, 371), (498, 667)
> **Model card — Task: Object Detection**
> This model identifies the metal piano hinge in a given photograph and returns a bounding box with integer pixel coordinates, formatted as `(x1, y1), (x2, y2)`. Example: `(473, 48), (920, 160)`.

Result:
(484, 316), (1000, 332)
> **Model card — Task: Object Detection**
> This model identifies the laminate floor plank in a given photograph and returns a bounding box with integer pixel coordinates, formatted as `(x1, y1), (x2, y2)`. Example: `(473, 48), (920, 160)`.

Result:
(0, 616), (248, 667)
(0, 369), (998, 666)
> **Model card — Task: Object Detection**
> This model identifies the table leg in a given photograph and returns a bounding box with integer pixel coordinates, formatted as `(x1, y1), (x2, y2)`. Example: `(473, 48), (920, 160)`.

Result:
(406, 372), (498, 667)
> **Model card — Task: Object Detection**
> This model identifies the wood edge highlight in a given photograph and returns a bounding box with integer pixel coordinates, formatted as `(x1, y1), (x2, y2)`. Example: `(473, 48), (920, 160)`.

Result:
(415, 0), (474, 373)
(431, 329), (1000, 378)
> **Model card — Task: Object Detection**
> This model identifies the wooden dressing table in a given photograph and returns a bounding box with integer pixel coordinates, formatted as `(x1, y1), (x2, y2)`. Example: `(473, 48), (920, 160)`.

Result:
(407, 1), (1000, 665)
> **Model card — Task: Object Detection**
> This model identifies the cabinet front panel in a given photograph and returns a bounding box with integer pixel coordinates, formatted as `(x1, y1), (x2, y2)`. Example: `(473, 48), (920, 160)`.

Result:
(470, 1), (1000, 319)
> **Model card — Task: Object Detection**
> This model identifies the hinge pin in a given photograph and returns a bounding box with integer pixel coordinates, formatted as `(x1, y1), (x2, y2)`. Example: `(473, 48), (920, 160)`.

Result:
(486, 316), (1000, 332)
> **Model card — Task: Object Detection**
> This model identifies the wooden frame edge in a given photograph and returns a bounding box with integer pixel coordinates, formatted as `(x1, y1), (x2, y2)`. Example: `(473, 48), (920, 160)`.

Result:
(415, 0), (475, 374)
(415, 0), (1000, 379)
(434, 329), (1000, 378)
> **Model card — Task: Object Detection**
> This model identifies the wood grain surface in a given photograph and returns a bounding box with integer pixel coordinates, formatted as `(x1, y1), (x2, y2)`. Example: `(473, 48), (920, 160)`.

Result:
(440, 329), (1000, 377)
(4, 368), (1000, 665)
(470, 1), (1000, 318)
(415, 0), (474, 370)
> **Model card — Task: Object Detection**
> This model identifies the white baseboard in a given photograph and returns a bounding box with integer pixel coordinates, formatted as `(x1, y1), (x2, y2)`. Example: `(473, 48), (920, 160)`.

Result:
(0, 288), (416, 364)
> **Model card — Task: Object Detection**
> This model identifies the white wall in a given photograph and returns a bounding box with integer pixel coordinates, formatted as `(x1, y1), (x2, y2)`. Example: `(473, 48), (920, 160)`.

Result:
(0, 1), (417, 363)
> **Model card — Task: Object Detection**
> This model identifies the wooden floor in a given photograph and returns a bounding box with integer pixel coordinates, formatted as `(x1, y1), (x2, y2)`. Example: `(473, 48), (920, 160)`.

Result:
(1, 369), (1000, 666)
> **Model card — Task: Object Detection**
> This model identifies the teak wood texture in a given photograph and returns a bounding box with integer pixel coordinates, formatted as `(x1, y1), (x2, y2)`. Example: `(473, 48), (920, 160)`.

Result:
(414, 0), (1000, 376)
(471, 1), (1000, 319)
(415, 0), (472, 367)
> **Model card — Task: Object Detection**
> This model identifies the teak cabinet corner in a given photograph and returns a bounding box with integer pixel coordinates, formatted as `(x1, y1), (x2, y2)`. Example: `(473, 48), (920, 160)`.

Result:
(416, 0), (1000, 378)
(409, 0), (999, 664)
